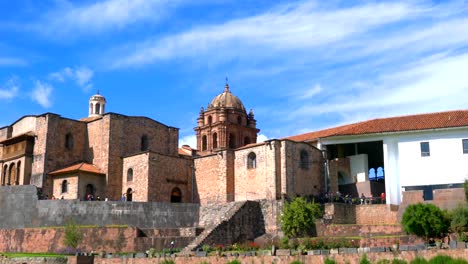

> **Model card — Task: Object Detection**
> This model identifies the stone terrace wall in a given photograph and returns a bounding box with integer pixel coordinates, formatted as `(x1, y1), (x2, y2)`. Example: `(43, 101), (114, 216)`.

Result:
(66, 249), (468, 264)
(324, 203), (398, 225)
(0, 227), (136, 253)
(0, 186), (200, 229)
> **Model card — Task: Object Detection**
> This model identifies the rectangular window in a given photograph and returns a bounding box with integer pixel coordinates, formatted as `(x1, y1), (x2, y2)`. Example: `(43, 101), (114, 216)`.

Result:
(463, 139), (468, 154)
(420, 142), (430, 157)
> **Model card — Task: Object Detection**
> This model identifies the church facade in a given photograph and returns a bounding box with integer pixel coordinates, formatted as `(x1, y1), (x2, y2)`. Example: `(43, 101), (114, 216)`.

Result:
(0, 85), (325, 204)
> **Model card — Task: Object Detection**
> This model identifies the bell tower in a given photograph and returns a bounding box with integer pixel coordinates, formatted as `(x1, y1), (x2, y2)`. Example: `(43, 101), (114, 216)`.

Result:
(88, 90), (106, 117)
(194, 82), (259, 154)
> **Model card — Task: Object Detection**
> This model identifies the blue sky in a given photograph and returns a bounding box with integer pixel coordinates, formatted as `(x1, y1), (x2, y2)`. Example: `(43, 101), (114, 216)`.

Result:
(1, 0), (468, 148)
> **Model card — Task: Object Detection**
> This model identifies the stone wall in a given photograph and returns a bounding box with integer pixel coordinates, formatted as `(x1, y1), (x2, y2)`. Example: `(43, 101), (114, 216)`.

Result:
(65, 249), (468, 264)
(283, 140), (324, 197)
(323, 203), (398, 225)
(234, 144), (279, 201)
(194, 153), (227, 204)
(200, 201), (266, 247)
(0, 186), (200, 229)
(147, 152), (193, 203)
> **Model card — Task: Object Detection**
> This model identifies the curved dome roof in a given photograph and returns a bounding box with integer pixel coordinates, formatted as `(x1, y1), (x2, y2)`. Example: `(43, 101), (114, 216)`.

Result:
(90, 90), (106, 102)
(208, 84), (245, 111)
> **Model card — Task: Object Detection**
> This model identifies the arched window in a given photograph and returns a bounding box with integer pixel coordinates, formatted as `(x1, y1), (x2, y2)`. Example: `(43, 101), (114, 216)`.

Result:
(244, 137), (251, 145)
(202, 135), (207, 151)
(65, 133), (74, 150)
(229, 134), (236, 149)
(8, 163), (16, 185)
(300, 150), (309, 169)
(141, 135), (149, 151)
(95, 103), (100, 114)
(212, 133), (218, 149)
(1, 165), (7, 185)
(247, 152), (256, 169)
(237, 116), (242, 125)
(208, 116), (213, 125)
(61, 180), (68, 193)
(16, 161), (21, 185)
(171, 187), (182, 203)
(127, 168), (133, 182)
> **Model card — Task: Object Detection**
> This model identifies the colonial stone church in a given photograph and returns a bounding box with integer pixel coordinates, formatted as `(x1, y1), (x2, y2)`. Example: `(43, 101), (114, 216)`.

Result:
(0, 84), (325, 204)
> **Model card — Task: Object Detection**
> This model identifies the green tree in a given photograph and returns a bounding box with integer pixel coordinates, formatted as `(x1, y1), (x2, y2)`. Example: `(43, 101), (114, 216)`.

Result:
(280, 197), (322, 237)
(451, 205), (468, 239)
(63, 219), (83, 249)
(464, 179), (468, 202)
(401, 203), (450, 241)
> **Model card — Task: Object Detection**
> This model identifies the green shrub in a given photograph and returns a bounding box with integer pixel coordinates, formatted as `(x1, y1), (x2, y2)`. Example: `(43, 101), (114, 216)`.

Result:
(401, 203), (450, 241)
(451, 205), (468, 238)
(63, 219), (82, 249)
(280, 197), (322, 237)
(376, 260), (391, 264)
(160, 260), (175, 264)
(360, 254), (371, 264)
(226, 260), (241, 264)
(290, 261), (304, 264)
(324, 258), (337, 264)
(202, 244), (212, 253)
(428, 255), (468, 264)
(392, 260), (407, 264)
(410, 257), (428, 264)
(280, 236), (290, 249)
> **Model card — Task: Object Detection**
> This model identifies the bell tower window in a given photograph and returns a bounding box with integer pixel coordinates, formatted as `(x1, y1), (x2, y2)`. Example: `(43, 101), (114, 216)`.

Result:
(213, 133), (218, 149)
(65, 133), (74, 150)
(202, 135), (207, 151)
(141, 135), (149, 151)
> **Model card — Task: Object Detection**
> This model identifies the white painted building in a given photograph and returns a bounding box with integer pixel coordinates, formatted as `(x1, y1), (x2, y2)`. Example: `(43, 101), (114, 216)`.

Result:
(288, 110), (468, 205)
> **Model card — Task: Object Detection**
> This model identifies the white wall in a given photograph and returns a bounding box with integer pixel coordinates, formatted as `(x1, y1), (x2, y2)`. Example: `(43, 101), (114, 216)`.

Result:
(397, 129), (468, 187)
(349, 154), (368, 183)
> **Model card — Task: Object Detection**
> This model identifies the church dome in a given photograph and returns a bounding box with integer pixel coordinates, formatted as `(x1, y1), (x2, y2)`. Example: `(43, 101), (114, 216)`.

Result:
(208, 84), (245, 111)
(90, 92), (106, 103)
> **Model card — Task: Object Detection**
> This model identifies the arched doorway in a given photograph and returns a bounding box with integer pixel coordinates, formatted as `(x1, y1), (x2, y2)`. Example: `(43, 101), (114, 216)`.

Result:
(126, 188), (133, 202)
(85, 184), (95, 200)
(170, 187), (182, 203)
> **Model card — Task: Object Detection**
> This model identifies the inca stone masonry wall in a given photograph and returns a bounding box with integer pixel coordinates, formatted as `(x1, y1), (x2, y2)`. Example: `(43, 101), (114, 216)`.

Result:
(0, 186), (200, 229)
(65, 249), (468, 264)
(324, 203), (398, 225)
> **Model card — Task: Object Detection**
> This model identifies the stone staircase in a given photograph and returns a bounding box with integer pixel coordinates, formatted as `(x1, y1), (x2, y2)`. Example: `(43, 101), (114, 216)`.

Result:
(181, 201), (250, 253)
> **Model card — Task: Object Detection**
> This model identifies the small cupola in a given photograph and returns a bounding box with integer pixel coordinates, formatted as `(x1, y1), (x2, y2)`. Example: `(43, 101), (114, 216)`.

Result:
(88, 90), (106, 117)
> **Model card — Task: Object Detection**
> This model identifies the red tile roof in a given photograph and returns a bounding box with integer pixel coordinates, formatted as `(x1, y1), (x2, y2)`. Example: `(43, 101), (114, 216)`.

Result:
(287, 110), (468, 142)
(48, 162), (105, 176)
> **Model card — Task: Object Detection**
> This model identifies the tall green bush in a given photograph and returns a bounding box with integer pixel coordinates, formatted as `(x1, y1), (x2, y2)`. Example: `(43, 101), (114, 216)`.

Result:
(280, 197), (322, 237)
(451, 205), (468, 240)
(63, 219), (83, 249)
(401, 203), (450, 241)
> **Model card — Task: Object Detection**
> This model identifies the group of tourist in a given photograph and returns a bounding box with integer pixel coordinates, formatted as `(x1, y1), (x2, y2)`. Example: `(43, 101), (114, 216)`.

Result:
(314, 191), (386, 205)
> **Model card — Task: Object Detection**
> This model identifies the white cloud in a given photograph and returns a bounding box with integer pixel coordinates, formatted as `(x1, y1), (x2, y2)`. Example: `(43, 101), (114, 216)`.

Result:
(179, 134), (197, 148)
(257, 134), (268, 143)
(36, 0), (175, 36)
(288, 52), (468, 121)
(49, 66), (94, 91)
(0, 78), (19, 99)
(111, 1), (420, 68)
(31, 81), (53, 108)
(295, 84), (323, 100)
(0, 57), (27, 67)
